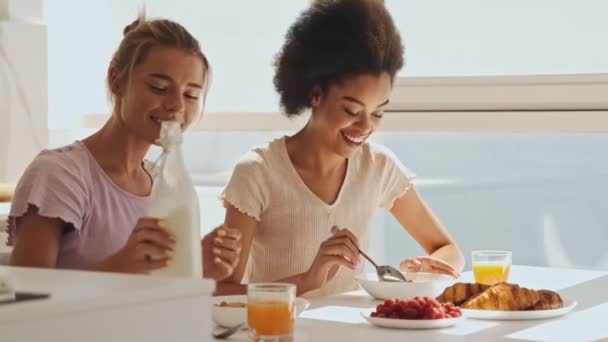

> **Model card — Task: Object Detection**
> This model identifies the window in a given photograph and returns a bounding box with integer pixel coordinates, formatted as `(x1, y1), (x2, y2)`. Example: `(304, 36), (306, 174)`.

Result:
(386, 0), (608, 77)
(46, 1), (608, 131)
(46, 0), (309, 130)
(383, 0), (608, 128)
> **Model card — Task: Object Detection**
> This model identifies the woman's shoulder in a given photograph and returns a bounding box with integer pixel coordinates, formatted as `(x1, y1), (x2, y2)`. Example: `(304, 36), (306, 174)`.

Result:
(27, 141), (91, 176)
(358, 141), (401, 166)
(356, 141), (414, 177)
(234, 136), (287, 171)
(8, 142), (94, 245)
(223, 139), (287, 217)
(362, 141), (416, 183)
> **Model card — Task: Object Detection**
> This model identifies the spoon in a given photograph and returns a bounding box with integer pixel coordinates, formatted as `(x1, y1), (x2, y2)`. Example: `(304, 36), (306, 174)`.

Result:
(331, 225), (409, 282)
(212, 323), (246, 339)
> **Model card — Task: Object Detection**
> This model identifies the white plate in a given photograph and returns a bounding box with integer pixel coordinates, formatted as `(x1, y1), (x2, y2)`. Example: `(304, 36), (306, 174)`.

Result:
(211, 295), (310, 328)
(361, 311), (463, 329)
(355, 272), (454, 300)
(462, 298), (577, 320)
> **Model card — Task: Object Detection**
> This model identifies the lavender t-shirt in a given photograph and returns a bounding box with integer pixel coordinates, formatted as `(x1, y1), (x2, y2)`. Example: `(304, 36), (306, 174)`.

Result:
(6, 141), (150, 269)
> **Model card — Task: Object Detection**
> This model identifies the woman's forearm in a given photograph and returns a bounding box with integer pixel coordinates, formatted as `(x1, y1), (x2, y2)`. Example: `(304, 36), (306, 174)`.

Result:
(430, 243), (465, 273)
(213, 282), (247, 296)
(89, 253), (123, 273)
(215, 272), (315, 297)
(279, 272), (315, 296)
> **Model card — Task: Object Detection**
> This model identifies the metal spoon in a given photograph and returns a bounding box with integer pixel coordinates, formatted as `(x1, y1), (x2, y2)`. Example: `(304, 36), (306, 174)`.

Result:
(331, 225), (409, 282)
(211, 323), (246, 339)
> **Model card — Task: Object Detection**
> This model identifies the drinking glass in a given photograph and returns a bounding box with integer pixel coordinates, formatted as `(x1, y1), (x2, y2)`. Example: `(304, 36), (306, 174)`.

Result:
(247, 283), (295, 342)
(472, 250), (512, 285)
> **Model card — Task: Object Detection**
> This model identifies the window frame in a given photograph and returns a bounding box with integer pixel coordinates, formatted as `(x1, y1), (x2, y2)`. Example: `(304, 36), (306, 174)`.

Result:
(84, 73), (608, 132)
(390, 74), (608, 112)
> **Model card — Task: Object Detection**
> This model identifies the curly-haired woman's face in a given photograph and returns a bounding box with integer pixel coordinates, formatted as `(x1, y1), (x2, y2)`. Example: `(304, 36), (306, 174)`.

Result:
(311, 72), (391, 157)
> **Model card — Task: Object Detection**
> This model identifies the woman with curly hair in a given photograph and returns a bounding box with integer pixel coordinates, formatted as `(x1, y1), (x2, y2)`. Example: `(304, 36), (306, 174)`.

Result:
(217, 0), (464, 297)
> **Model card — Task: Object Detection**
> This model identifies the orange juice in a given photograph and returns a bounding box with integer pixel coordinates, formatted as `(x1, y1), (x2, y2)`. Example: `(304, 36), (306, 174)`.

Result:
(247, 302), (294, 336)
(473, 262), (510, 285)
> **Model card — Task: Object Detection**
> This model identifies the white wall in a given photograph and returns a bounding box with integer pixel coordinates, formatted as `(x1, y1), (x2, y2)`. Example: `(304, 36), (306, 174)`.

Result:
(0, 0), (47, 183)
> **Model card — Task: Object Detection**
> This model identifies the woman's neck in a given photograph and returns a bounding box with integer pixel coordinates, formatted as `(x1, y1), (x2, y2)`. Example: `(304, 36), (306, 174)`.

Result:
(286, 124), (346, 176)
(82, 115), (151, 178)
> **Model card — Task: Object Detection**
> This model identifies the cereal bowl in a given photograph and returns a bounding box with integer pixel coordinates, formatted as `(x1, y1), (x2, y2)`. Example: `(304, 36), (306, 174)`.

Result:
(355, 272), (454, 300)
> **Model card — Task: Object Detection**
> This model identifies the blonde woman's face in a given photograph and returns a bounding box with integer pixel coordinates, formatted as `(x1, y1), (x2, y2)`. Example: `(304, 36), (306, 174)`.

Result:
(116, 46), (205, 144)
(310, 72), (392, 158)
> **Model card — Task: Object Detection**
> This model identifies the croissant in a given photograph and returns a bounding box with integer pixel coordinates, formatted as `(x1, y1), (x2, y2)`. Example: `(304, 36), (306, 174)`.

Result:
(526, 290), (563, 310)
(462, 283), (541, 311)
(436, 282), (491, 306)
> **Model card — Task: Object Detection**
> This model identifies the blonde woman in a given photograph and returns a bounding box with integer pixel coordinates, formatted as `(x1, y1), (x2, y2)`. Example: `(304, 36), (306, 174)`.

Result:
(217, 0), (464, 297)
(8, 16), (241, 280)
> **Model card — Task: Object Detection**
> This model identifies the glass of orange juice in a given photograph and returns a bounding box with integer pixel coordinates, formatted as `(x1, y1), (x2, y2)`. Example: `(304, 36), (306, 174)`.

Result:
(472, 250), (512, 285)
(247, 283), (295, 342)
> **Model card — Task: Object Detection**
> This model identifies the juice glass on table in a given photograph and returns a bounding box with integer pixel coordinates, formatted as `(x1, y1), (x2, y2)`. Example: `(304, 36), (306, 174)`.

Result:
(472, 250), (512, 285)
(247, 283), (295, 342)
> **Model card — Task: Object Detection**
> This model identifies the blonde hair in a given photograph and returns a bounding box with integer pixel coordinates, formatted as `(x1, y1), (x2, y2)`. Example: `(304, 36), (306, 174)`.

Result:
(108, 15), (211, 115)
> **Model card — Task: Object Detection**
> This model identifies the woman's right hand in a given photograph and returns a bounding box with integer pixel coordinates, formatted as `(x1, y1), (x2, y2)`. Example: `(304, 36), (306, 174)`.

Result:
(303, 227), (360, 291)
(106, 217), (175, 273)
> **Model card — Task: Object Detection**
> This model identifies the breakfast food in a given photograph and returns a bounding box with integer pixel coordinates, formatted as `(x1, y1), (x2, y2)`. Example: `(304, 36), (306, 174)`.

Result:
(371, 297), (462, 320)
(437, 282), (564, 311)
(215, 301), (246, 308)
(527, 290), (564, 310)
(461, 283), (540, 310)
(436, 282), (491, 306)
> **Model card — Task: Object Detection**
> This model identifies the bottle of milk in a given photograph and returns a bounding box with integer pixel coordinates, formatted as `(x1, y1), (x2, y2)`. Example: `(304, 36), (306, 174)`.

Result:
(147, 121), (202, 278)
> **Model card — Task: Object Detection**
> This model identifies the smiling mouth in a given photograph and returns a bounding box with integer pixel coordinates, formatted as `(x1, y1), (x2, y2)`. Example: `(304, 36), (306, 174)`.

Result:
(341, 131), (367, 146)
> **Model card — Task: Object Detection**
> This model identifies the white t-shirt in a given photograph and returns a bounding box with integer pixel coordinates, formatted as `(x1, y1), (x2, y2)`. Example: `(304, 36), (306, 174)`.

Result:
(222, 136), (414, 297)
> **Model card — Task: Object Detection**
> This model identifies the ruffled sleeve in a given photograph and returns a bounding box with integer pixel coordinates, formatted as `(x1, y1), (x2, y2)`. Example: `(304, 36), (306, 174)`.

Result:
(7, 153), (88, 245)
(372, 144), (416, 210)
(221, 152), (270, 222)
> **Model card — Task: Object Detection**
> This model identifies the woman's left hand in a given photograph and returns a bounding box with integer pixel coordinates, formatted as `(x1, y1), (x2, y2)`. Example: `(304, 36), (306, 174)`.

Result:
(400, 256), (459, 278)
(202, 225), (242, 281)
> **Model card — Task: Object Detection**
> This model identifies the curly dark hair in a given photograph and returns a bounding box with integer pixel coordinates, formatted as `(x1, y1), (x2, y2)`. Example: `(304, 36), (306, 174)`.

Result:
(273, 0), (404, 116)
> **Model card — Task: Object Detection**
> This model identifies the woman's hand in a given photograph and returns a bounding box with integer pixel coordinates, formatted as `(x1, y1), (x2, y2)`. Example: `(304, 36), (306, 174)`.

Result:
(400, 256), (459, 278)
(303, 227), (360, 291)
(202, 225), (242, 281)
(104, 217), (176, 273)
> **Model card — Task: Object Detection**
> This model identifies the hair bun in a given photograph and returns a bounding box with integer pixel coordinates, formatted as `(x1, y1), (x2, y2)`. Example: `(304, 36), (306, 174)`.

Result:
(123, 17), (143, 36)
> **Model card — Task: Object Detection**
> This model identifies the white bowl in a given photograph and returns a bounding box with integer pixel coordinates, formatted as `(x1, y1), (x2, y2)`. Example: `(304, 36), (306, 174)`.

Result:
(211, 295), (310, 328)
(355, 272), (454, 300)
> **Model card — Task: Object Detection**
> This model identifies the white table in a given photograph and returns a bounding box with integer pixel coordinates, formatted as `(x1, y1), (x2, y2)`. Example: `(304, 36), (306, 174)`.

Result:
(0, 266), (215, 341)
(292, 266), (608, 342)
(1, 203), (11, 263)
(1, 265), (607, 342)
